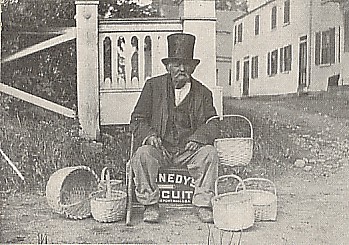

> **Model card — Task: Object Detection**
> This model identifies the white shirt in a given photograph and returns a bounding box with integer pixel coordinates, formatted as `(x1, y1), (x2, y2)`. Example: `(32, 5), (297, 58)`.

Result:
(175, 82), (191, 106)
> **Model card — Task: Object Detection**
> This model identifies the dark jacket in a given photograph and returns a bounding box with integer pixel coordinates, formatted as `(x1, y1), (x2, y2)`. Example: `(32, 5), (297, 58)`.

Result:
(130, 73), (218, 150)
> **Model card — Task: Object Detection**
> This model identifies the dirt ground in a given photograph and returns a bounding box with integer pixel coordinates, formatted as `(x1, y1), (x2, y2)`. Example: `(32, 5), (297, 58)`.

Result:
(1, 91), (349, 244)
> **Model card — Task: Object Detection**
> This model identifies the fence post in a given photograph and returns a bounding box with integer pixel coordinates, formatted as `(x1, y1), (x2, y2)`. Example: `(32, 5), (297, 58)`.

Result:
(75, 0), (100, 140)
(179, 0), (222, 116)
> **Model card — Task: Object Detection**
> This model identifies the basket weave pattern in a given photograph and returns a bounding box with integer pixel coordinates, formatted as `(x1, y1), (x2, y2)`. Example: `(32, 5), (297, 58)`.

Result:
(91, 190), (127, 222)
(215, 138), (253, 166)
(46, 166), (99, 220)
(237, 178), (277, 222)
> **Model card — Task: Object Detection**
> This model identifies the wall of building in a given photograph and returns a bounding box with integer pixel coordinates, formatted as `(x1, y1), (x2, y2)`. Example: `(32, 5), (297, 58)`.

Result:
(232, 0), (309, 97)
(231, 0), (343, 97)
(216, 10), (242, 97)
(309, 0), (342, 91)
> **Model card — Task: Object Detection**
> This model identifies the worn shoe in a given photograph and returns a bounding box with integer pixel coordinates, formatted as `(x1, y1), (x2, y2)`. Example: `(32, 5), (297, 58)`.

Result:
(143, 204), (160, 223)
(196, 207), (214, 223)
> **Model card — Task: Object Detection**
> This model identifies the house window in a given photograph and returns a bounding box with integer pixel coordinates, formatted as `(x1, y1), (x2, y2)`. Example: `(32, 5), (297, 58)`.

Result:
(284, 0), (290, 24)
(234, 23), (242, 43)
(251, 56), (259, 79)
(236, 60), (240, 81)
(315, 28), (336, 65)
(255, 15), (260, 35)
(267, 49), (278, 76)
(280, 45), (292, 72)
(271, 6), (277, 29)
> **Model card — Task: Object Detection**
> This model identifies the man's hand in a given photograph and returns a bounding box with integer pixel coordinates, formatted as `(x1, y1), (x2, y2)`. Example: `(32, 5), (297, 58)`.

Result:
(185, 141), (201, 152)
(146, 135), (162, 149)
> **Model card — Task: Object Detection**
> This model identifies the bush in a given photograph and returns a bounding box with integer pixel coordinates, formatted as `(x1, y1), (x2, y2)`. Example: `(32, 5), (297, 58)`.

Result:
(0, 95), (131, 192)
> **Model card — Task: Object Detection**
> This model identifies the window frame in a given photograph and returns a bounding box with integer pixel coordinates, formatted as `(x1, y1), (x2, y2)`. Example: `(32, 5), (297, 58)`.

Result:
(267, 49), (278, 76)
(251, 56), (259, 79)
(315, 28), (336, 66)
(280, 45), (292, 72)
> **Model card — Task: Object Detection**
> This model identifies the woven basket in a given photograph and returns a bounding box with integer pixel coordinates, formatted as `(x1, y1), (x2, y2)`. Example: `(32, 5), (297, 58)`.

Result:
(237, 178), (277, 222)
(90, 189), (127, 223)
(46, 166), (99, 220)
(207, 115), (253, 167)
(91, 168), (127, 222)
(212, 174), (254, 231)
(98, 167), (123, 191)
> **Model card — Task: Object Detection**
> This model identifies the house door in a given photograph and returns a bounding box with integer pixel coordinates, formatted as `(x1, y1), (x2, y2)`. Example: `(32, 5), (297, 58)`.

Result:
(243, 60), (250, 96)
(298, 40), (307, 91)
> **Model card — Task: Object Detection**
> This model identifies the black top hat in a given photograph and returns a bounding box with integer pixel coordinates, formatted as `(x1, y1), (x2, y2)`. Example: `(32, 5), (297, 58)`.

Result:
(161, 33), (200, 66)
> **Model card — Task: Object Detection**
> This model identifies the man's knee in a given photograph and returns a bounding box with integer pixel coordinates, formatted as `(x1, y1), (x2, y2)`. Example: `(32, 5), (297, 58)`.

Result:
(199, 145), (218, 158)
(131, 145), (162, 166)
(134, 145), (156, 156)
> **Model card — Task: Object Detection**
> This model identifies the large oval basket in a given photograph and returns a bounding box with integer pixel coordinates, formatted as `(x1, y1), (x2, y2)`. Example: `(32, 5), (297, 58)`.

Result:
(237, 178), (277, 222)
(46, 166), (99, 220)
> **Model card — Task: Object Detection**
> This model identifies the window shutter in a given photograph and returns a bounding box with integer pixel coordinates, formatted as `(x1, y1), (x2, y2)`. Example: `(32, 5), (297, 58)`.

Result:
(286, 45), (292, 71)
(236, 60), (240, 81)
(271, 6), (277, 29)
(284, 0), (290, 24)
(329, 27), (335, 64)
(267, 52), (270, 75)
(315, 32), (321, 65)
(345, 11), (349, 52)
(234, 25), (237, 45)
(255, 15), (260, 35)
(279, 47), (284, 72)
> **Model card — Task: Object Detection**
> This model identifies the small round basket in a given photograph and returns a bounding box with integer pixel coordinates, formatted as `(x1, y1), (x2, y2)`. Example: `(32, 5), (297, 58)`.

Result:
(212, 174), (254, 231)
(237, 178), (277, 222)
(46, 166), (99, 220)
(90, 190), (127, 223)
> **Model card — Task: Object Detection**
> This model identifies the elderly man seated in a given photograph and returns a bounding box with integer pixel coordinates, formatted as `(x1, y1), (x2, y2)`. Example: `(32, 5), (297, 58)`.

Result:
(130, 33), (219, 223)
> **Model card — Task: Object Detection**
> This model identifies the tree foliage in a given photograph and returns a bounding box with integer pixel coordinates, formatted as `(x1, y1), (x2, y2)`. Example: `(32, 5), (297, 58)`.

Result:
(215, 0), (248, 12)
(1, 0), (159, 112)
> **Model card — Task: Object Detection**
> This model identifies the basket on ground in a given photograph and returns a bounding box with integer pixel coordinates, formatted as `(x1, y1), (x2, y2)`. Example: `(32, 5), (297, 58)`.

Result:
(237, 178), (277, 221)
(91, 168), (126, 222)
(46, 166), (99, 219)
(212, 174), (254, 231)
(206, 115), (253, 167)
(90, 190), (127, 222)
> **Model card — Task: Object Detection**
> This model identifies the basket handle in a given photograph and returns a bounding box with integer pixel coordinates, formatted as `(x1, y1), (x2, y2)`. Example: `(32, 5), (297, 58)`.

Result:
(101, 167), (109, 181)
(236, 178), (277, 195)
(106, 168), (112, 199)
(214, 174), (245, 195)
(206, 114), (253, 138)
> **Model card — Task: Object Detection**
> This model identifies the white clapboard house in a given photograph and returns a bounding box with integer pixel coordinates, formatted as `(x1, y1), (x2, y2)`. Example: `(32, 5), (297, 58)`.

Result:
(229, 0), (349, 97)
